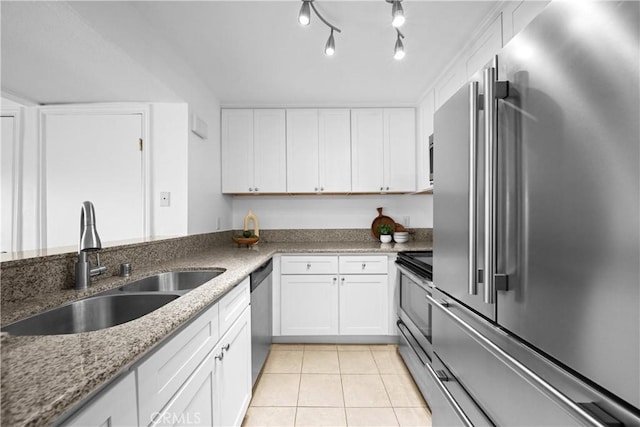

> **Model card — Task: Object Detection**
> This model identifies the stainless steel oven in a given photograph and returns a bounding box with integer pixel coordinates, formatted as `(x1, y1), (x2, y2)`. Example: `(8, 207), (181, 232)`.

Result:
(396, 251), (436, 405)
(397, 265), (433, 362)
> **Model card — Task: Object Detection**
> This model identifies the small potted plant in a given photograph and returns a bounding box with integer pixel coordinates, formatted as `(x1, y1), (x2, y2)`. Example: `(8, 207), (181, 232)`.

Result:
(378, 224), (394, 243)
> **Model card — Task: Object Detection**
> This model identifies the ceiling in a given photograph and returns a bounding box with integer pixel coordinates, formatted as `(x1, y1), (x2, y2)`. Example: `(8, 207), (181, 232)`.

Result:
(1, 1), (498, 106)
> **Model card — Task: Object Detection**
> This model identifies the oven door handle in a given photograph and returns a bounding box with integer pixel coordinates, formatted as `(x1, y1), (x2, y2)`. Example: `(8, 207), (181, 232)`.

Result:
(396, 265), (434, 291)
(396, 320), (430, 367)
(427, 294), (610, 427)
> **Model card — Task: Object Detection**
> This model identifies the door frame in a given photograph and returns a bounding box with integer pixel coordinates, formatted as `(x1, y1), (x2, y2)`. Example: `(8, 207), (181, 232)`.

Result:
(1, 107), (24, 253)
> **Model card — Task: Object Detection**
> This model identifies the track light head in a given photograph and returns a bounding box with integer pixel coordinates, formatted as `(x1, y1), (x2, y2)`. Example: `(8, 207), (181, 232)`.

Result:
(394, 30), (405, 60)
(298, 1), (311, 26)
(325, 29), (335, 56)
(391, 0), (405, 28)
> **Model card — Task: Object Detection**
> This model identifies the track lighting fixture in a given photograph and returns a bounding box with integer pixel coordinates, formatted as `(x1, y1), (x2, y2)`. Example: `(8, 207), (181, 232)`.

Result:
(325, 29), (335, 56)
(297, 0), (407, 60)
(298, 1), (311, 26)
(391, 0), (405, 28)
(394, 29), (405, 60)
(298, 0), (342, 56)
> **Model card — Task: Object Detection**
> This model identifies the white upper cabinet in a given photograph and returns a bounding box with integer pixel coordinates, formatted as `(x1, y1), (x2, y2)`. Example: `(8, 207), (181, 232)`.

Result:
(351, 109), (384, 192)
(286, 109), (351, 193)
(286, 109), (319, 193)
(221, 109), (286, 193)
(351, 108), (416, 193)
(318, 109), (351, 192)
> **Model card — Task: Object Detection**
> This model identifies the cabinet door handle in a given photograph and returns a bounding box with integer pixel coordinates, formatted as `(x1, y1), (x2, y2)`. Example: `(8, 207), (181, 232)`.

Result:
(306, 263), (311, 270)
(215, 352), (224, 361)
(320, 187), (324, 191)
(341, 277), (345, 285)
(255, 187), (259, 192)
(248, 188), (253, 192)
(315, 187), (318, 191)
(380, 186), (384, 191)
(362, 263), (366, 270)
(386, 186), (390, 191)
(222, 343), (230, 352)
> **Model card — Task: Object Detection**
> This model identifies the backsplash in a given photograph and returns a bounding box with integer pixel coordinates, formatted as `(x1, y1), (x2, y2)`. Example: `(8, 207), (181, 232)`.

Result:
(1, 228), (432, 305)
(0, 231), (233, 304)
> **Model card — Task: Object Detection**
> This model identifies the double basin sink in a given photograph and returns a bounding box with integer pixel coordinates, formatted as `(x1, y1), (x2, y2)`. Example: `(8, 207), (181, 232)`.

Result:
(2, 270), (225, 336)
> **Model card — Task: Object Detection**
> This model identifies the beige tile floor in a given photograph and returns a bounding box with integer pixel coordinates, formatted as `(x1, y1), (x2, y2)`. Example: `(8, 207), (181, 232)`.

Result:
(242, 344), (432, 427)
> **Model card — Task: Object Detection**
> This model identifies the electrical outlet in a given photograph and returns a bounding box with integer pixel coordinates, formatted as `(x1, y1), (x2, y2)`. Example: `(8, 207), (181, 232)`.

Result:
(216, 217), (221, 230)
(160, 192), (171, 207)
(403, 216), (411, 227)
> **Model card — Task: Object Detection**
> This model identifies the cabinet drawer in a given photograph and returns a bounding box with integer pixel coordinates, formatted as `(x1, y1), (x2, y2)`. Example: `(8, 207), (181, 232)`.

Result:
(339, 255), (388, 274)
(138, 302), (219, 426)
(63, 372), (137, 427)
(219, 277), (250, 337)
(281, 255), (338, 274)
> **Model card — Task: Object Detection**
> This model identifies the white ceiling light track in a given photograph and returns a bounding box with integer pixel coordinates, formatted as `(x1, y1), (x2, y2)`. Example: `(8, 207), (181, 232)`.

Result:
(298, 0), (407, 60)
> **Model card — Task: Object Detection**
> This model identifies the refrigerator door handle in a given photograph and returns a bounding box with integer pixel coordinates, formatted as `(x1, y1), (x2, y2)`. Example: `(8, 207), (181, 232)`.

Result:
(468, 81), (479, 296)
(424, 358), (475, 427)
(483, 65), (510, 304)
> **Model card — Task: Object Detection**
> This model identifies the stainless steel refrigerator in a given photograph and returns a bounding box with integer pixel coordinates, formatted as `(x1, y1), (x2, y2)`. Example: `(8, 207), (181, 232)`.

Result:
(432, 1), (640, 425)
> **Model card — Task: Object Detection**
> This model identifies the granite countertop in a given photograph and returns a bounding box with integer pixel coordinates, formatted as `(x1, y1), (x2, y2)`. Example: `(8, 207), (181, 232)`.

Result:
(1, 241), (430, 426)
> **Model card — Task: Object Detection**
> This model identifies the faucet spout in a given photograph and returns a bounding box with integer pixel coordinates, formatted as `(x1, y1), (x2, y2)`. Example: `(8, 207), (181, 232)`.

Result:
(75, 201), (106, 289)
(79, 201), (102, 252)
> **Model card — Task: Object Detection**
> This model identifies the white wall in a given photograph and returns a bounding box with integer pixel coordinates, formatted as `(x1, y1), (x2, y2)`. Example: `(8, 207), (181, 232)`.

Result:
(232, 195), (432, 230)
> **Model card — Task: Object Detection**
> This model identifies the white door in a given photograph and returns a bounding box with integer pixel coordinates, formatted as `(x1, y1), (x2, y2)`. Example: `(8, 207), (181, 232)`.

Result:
(319, 109), (351, 192)
(43, 112), (143, 249)
(254, 109), (286, 193)
(281, 275), (339, 335)
(221, 109), (254, 193)
(216, 307), (252, 427)
(384, 108), (416, 192)
(351, 109), (384, 192)
(286, 109), (319, 193)
(1, 115), (16, 253)
(339, 275), (389, 335)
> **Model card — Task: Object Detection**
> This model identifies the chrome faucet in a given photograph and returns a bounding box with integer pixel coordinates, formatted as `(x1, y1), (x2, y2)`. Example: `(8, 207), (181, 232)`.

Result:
(75, 201), (107, 289)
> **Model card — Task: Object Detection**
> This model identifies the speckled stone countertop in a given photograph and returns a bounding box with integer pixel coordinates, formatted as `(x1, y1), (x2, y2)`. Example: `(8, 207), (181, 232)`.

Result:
(1, 241), (431, 426)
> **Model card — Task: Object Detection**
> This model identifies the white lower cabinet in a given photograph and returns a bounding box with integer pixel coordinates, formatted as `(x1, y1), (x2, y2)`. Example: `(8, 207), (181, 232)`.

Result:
(215, 307), (252, 427)
(280, 255), (390, 336)
(152, 351), (216, 427)
(339, 275), (389, 335)
(153, 307), (251, 427)
(63, 372), (138, 427)
(65, 278), (252, 427)
(281, 274), (339, 335)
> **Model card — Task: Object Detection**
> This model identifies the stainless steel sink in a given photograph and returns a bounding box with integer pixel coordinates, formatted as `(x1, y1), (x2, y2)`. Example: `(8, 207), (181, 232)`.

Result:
(118, 270), (224, 293)
(1, 294), (179, 336)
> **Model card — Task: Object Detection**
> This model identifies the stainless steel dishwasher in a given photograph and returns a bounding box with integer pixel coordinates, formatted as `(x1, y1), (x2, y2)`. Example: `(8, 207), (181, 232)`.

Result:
(249, 258), (273, 386)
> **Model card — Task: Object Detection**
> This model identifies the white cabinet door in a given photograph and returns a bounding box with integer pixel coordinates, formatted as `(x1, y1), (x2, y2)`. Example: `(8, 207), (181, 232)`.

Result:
(351, 108), (415, 193)
(221, 109), (254, 193)
(286, 109), (319, 192)
(63, 372), (138, 427)
(222, 109), (286, 193)
(384, 108), (416, 192)
(254, 109), (286, 193)
(138, 303), (220, 426)
(351, 109), (384, 192)
(215, 307), (252, 427)
(318, 109), (351, 192)
(339, 275), (389, 335)
(281, 275), (339, 335)
(152, 351), (216, 427)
